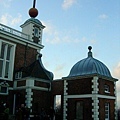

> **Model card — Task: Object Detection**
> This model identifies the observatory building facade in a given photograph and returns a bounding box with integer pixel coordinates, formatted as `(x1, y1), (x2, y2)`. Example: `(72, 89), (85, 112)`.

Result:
(0, 1), (118, 120)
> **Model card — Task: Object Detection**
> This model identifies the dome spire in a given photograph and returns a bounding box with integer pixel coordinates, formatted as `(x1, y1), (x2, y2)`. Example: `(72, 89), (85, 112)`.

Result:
(29, 0), (38, 18)
(88, 46), (93, 57)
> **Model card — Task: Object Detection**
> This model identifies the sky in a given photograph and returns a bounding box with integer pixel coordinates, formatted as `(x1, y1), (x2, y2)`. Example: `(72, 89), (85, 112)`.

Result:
(0, 0), (120, 107)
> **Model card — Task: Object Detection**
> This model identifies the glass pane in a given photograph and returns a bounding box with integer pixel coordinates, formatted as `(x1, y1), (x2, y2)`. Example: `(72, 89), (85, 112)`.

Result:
(34, 28), (39, 37)
(6, 45), (11, 60)
(76, 101), (83, 120)
(5, 61), (9, 78)
(0, 42), (6, 59)
(0, 60), (3, 77)
(105, 103), (109, 119)
(55, 95), (61, 113)
(1, 86), (7, 93)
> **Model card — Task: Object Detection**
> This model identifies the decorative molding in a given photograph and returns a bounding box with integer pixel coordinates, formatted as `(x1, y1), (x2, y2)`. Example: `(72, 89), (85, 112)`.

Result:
(114, 81), (117, 120)
(65, 94), (116, 99)
(0, 31), (44, 50)
(63, 80), (68, 120)
(25, 88), (33, 109)
(92, 76), (99, 120)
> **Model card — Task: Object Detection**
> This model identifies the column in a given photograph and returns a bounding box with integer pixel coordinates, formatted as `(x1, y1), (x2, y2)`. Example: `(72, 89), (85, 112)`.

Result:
(92, 76), (99, 120)
(63, 80), (68, 120)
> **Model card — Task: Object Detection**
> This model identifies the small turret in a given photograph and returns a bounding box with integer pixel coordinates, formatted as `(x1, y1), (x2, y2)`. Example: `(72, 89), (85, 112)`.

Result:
(20, 0), (45, 44)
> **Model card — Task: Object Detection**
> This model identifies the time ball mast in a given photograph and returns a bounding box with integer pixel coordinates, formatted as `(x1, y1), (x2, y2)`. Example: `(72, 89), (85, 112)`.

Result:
(29, 0), (38, 18)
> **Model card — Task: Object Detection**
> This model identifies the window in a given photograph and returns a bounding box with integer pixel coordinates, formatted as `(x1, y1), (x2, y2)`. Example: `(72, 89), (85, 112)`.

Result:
(104, 85), (110, 93)
(15, 72), (22, 79)
(34, 27), (39, 37)
(76, 101), (83, 120)
(1, 86), (7, 93)
(0, 40), (16, 80)
(0, 81), (9, 95)
(105, 103), (110, 120)
(54, 95), (61, 113)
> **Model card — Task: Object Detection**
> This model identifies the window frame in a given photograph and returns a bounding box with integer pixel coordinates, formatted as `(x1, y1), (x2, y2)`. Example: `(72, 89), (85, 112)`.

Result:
(0, 40), (16, 81)
(0, 81), (9, 95)
(54, 95), (61, 113)
(105, 102), (110, 120)
(34, 27), (39, 37)
(15, 71), (22, 79)
(104, 84), (110, 93)
(75, 101), (84, 120)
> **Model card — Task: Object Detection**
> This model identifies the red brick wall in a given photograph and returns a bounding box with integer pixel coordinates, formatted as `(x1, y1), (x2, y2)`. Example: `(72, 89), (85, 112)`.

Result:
(15, 90), (26, 107)
(32, 90), (51, 114)
(68, 78), (92, 95)
(14, 43), (37, 70)
(17, 80), (26, 87)
(99, 98), (115, 120)
(98, 79), (115, 96)
(35, 80), (49, 88)
(67, 98), (93, 120)
(52, 80), (64, 95)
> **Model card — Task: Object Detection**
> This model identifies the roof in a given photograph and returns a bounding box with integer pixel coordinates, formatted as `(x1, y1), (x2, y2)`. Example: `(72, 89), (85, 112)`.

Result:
(24, 18), (42, 25)
(21, 18), (45, 28)
(17, 54), (53, 81)
(68, 46), (112, 78)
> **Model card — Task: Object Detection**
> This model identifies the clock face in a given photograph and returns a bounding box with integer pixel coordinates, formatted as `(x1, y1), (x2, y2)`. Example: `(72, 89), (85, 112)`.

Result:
(34, 27), (39, 37)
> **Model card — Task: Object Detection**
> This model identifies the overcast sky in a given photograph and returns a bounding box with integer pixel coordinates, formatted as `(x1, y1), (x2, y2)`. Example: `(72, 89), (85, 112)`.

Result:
(0, 0), (120, 107)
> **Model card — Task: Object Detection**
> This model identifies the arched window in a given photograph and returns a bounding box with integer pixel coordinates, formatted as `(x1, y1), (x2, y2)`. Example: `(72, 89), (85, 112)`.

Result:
(0, 81), (9, 95)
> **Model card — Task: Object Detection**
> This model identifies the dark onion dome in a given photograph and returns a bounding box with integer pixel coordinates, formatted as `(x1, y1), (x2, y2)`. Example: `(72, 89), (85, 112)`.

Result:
(68, 46), (112, 78)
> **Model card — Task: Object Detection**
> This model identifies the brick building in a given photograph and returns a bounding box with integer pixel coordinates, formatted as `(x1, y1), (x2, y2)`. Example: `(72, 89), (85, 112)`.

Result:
(52, 46), (118, 120)
(0, 2), (118, 120)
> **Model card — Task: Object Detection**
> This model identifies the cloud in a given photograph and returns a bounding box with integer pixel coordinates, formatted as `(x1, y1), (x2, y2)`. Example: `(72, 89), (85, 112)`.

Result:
(0, 0), (13, 8)
(0, 13), (22, 27)
(62, 0), (77, 10)
(112, 62), (120, 94)
(98, 14), (108, 20)
(42, 21), (55, 35)
(43, 21), (96, 45)
(112, 62), (120, 79)
(81, 37), (96, 44)
(54, 64), (65, 71)
(54, 63), (66, 79)
(43, 21), (80, 44)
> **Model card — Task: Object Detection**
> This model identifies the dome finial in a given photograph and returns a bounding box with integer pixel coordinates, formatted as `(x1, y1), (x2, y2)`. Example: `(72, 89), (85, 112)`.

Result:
(88, 46), (92, 57)
(29, 0), (38, 18)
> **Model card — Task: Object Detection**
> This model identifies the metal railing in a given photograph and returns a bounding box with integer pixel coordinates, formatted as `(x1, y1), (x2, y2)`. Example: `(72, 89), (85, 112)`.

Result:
(0, 23), (29, 40)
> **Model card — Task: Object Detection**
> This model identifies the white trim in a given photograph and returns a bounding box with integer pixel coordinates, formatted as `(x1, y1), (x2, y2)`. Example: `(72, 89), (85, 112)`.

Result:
(0, 30), (44, 50)
(92, 76), (99, 94)
(26, 79), (34, 87)
(0, 39), (16, 81)
(25, 88), (33, 109)
(14, 86), (49, 91)
(64, 94), (116, 99)
(114, 81), (117, 120)
(15, 77), (51, 83)
(63, 80), (68, 120)
(91, 76), (99, 120)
